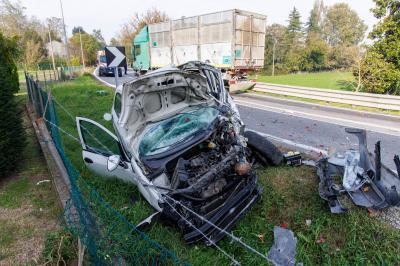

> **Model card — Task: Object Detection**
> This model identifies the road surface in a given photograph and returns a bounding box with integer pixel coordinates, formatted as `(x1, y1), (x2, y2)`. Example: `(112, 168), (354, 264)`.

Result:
(93, 69), (400, 169)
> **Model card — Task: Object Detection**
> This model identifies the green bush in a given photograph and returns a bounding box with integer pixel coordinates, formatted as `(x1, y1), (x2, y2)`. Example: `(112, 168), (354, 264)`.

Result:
(357, 50), (400, 95)
(0, 32), (26, 177)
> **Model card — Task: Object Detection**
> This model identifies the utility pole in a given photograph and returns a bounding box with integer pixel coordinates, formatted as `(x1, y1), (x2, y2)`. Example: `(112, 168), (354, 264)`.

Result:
(59, 0), (71, 68)
(79, 28), (85, 68)
(47, 26), (56, 71)
(272, 37), (277, 76)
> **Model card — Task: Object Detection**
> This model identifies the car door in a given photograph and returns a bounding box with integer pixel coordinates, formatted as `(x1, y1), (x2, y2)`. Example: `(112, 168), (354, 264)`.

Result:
(76, 117), (135, 184)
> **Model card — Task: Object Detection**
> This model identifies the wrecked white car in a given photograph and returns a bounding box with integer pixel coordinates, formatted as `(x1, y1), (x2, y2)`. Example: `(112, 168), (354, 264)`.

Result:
(76, 62), (282, 244)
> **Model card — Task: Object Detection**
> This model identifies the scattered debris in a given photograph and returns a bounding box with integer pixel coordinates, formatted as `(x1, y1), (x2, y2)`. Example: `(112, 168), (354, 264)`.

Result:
(95, 90), (109, 96)
(316, 128), (400, 214)
(305, 219), (312, 226)
(267, 226), (299, 266)
(257, 233), (265, 243)
(36, 179), (51, 185)
(283, 151), (302, 167)
(315, 235), (326, 244)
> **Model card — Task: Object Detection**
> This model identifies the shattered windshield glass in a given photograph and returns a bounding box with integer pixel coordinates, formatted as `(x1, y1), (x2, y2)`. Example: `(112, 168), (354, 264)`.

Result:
(139, 106), (219, 156)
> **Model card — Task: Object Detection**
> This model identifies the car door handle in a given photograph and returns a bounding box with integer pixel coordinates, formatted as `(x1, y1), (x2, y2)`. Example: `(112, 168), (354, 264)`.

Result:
(84, 157), (93, 164)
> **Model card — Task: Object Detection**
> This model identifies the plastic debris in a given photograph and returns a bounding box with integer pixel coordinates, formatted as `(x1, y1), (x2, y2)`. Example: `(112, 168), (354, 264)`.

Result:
(36, 179), (50, 185)
(268, 226), (298, 266)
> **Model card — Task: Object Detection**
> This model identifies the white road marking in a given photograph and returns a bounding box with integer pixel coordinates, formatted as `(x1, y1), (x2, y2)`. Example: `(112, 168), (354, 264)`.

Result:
(236, 99), (400, 137)
(92, 68), (115, 88)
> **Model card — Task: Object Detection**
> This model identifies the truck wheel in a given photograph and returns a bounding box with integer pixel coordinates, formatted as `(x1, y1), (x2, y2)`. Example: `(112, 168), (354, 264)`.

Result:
(244, 130), (283, 166)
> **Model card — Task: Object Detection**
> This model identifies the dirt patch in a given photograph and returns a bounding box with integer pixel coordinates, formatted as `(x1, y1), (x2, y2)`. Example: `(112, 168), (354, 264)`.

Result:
(0, 204), (59, 265)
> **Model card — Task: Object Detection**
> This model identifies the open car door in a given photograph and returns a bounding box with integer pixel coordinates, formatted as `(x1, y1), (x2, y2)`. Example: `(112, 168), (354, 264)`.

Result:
(76, 117), (135, 183)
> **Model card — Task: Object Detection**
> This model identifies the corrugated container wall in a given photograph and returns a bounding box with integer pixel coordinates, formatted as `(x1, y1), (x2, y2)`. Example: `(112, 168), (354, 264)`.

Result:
(148, 10), (266, 70)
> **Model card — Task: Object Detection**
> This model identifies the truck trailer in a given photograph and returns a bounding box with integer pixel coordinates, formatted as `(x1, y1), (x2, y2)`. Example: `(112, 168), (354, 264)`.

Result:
(132, 9), (267, 84)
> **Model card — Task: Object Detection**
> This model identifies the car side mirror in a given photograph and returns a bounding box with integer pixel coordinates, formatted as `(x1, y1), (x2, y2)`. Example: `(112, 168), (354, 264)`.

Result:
(103, 113), (112, 121)
(107, 155), (121, 171)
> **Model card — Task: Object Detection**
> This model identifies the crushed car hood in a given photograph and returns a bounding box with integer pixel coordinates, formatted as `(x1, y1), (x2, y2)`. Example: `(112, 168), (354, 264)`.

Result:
(115, 67), (219, 155)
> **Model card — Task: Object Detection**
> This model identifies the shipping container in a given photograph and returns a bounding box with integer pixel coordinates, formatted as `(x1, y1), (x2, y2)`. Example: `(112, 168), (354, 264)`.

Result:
(132, 9), (267, 72)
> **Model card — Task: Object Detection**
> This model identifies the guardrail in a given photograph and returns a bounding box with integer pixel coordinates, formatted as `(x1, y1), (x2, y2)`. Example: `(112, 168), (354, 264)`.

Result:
(254, 83), (400, 111)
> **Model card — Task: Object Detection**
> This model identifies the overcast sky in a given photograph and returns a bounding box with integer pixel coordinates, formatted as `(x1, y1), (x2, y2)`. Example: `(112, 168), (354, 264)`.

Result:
(21, 0), (377, 43)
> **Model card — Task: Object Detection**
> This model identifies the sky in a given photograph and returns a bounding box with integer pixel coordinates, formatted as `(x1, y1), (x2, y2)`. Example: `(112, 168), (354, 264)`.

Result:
(20, 0), (378, 43)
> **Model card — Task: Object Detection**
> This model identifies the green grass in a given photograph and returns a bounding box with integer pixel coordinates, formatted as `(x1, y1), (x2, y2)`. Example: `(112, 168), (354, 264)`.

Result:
(49, 75), (400, 265)
(0, 101), (63, 263)
(253, 71), (356, 91)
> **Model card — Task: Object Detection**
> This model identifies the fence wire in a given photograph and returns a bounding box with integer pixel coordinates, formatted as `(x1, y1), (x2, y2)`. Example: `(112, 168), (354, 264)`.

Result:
(26, 72), (188, 266)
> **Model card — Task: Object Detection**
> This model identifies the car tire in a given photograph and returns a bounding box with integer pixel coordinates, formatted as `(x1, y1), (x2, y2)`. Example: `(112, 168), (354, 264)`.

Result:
(244, 130), (283, 166)
(119, 73), (122, 77)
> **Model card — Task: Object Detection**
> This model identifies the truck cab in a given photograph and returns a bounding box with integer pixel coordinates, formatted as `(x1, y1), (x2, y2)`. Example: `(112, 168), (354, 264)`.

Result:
(132, 26), (150, 71)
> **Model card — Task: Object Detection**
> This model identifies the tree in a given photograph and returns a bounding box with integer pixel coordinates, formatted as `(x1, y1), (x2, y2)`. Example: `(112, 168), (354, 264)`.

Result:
(356, 0), (400, 94)
(264, 24), (288, 73)
(306, 0), (325, 34)
(0, 0), (27, 37)
(302, 32), (329, 71)
(0, 32), (25, 177)
(369, 0), (400, 68)
(322, 3), (367, 47)
(286, 7), (303, 43)
(46, 17), (63, 42)
(109, 37), (120, 46)
(356, 50), (400, 94)
(69, 32), (101, 65)
(92, 29), (106, 47)
(72, 26), (86, 35)
(284, 7), (305, 72)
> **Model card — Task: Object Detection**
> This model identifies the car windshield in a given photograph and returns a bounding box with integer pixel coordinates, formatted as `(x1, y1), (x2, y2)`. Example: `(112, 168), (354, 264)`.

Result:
(139, 106), (219, 156)
(99, 55), (106, 63)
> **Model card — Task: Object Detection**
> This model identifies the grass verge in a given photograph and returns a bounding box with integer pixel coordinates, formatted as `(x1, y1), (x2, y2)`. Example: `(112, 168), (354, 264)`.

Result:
(252, 71), (356, 91)
(49, 75), (400, 265)
(0, 99), (73, 264)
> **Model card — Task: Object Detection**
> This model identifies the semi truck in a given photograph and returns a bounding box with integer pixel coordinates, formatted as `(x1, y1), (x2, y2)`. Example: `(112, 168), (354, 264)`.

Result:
(132, 9), (267, 87)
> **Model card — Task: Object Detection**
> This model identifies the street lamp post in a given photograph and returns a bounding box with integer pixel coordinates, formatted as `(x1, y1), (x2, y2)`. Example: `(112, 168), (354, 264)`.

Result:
(272, 37), (277, 76)
(59, 0), (71, 68)
(79, 28), (85, 68)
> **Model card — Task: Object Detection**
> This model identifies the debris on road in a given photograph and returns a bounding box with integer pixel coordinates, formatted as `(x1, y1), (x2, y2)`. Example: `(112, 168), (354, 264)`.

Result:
(316, 128), (400, 214)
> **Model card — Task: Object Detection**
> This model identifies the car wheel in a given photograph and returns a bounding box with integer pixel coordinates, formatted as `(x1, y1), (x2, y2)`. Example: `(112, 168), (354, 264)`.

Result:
(119, 73), (122, 77)
(244, 130), (283, 166)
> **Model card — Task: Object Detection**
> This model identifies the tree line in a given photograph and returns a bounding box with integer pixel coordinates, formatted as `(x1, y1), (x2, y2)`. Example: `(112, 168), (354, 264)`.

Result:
(0, 0), (105, 69)
(264, 1), (367, 74)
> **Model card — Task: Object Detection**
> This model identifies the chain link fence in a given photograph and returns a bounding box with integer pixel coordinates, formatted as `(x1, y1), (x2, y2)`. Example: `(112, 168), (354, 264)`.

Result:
(25, 72), (188, 265)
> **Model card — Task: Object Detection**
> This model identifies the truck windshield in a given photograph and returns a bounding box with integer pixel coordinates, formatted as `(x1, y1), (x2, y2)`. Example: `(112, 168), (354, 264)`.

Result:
(139, 107), (219, 156)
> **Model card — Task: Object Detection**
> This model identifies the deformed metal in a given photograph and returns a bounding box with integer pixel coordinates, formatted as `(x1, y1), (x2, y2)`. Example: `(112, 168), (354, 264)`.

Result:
(316, 128), (400, 213)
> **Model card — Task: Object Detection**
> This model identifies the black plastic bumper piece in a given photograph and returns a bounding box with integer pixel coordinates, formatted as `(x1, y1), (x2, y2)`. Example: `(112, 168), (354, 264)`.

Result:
(182, 178), (262, 245)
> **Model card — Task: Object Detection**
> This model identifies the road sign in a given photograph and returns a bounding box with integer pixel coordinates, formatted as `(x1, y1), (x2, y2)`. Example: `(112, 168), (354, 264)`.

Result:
(105, 46), (126, 68)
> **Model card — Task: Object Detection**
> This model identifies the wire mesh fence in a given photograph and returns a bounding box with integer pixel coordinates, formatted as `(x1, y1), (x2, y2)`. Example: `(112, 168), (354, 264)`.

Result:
(25, 72), (188, 265)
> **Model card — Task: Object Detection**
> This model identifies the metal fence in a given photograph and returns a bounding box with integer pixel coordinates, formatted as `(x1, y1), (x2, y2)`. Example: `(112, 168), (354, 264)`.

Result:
(25, 72), (188, 265)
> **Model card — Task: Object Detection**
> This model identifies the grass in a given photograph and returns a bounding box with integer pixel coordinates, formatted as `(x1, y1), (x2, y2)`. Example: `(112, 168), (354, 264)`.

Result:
(49, 75), (400, 265)
(0, 99), (64, 264)
(253, 71), (356, 91)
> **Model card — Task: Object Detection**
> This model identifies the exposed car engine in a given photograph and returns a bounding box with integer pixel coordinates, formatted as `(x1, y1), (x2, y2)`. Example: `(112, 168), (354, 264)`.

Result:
(162, 108), (261, 244)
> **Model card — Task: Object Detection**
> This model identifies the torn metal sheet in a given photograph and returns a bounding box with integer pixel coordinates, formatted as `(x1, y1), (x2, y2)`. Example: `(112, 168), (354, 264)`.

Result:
(267, 226), (298, 266)
(317, 128), (400, 213)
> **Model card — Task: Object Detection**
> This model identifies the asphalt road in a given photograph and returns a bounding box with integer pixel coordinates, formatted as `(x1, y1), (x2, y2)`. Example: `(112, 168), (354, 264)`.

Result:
(93, 70), (400, 169)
